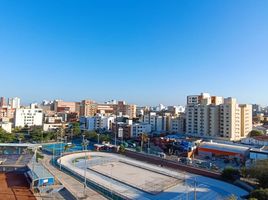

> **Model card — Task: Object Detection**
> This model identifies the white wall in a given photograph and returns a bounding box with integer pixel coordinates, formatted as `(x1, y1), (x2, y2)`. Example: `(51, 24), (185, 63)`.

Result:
(14, 108), (43, 127)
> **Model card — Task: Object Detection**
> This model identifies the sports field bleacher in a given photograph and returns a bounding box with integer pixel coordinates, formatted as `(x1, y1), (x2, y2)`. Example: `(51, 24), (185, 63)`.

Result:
(0, 144), (34, 166)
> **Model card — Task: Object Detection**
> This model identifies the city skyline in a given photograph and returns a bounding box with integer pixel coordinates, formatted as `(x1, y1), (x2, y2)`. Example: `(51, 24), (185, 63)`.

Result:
(0, 1), (268, 105)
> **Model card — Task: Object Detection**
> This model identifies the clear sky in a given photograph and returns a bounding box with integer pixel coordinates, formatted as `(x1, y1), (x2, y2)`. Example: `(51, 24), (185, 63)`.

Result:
(0, 0), (267, 106)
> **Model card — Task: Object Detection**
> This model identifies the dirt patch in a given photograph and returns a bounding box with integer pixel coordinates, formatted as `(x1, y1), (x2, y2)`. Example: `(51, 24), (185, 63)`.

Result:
(0, 172), (36, 200)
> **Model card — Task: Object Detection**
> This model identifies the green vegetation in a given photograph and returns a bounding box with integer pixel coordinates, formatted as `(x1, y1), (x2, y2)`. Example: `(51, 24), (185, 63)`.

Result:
(0, 128), (16, 143)
(84, 131), (111, 143)
(70, 122), (81, 137)
(64, 143), (75, 152)
(249, 130), (264, 137)
(249, 189), (268, 200)
(247, 159), (268, 188)
(29, 126), (56, 142)
(119, 144), (126, 154)
(221, 167), (240, 182)
(36, 152), (44, 162)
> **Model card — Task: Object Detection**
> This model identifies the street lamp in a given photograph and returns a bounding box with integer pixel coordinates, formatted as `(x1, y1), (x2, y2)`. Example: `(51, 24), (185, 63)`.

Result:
(97, 133), (100, 144)
(147, 138), (150, 154)
(81, 137), (89, 197)
(60, 137), (63, 171)
(118, 127), (123, 145)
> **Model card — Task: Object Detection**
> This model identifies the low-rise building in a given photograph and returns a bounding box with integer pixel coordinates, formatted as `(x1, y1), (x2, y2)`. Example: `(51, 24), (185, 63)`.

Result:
(80, 114), (115, 131)
(0, 122), (12, 133)
(241, 136), (268, 146)
(131, 123), (152, 138)
(250, 146), (268, 161)
(198, 141), (250, 161)
(43, 123), (66, 132)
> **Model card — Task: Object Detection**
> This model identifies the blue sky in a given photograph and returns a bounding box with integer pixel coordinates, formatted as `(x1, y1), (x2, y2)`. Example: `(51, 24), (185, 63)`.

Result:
(0, 0), (267, 106)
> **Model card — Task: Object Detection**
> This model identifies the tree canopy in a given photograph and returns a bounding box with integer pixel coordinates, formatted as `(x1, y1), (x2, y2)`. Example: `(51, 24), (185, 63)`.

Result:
(0, 128), (16, 143)
(221, 167), (240, 182)
(249, 130), (264, 137)
(247, 159), (268, 188)
(250, 188), (268, 200)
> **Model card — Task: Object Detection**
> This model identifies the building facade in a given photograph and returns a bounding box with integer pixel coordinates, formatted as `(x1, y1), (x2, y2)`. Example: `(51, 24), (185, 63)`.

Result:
(14, 108), (43, 127)
(186, 93), (252, 141)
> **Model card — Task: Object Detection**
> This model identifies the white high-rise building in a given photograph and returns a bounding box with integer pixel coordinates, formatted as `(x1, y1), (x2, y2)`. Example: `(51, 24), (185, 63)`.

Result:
(142, 112), (167, 133)
(14, 108), (43, 127)
(8, 97), (21, 109)
(186, 93), (252, 141)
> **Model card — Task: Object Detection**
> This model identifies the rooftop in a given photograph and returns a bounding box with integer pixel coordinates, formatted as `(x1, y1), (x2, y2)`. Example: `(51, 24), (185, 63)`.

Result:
(28, 161), (54, 180)
(200, 142), (250, 154)
(253, 135), (268, 142)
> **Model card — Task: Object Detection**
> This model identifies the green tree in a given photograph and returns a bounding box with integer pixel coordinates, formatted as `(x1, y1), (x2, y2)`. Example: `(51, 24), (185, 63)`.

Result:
(85, 131), (98, 141)
(17, 133), (25, 143)
(221, 167), (240, 182)
(99, 134), (111, 143)
(250, 188), (268, 200)
(119, 144), (126, 154)
(71, 122), (81, 137)
(249, 130), (264, 137)
(29, 126), (43, 142)
(0, 128), (16, 143)
(248, 159), (268, 188)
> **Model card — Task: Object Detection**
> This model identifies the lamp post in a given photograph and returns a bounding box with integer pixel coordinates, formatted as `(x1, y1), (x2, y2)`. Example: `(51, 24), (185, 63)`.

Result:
(97, 133), (100, 144)
(147, 138), (150, 154)
(118, 127), (123, 145)
(81, 137), (89, 197)
(114, 130), (117, 146)
(60, 137), (63, 171)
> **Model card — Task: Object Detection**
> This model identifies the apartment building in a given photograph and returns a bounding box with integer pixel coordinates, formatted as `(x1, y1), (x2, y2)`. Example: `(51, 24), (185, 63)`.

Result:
(80, 100), (97, 117)
(14, 108), (43, 127)
(0, 122), (12, 133)
(8, 97), (21, 109)
(142, 112), (167, 133)
(80, 100), (136, 119)
(169, 115), (185, 133)
(131, 123), (152, 138)
(186, 93), (252, 141)
(80, 114), (115, 131)
(54, 100), (80, 114)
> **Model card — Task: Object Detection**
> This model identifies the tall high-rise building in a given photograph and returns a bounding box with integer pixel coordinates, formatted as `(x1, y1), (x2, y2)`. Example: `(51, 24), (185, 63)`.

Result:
(80, 100), (97, 117)
(8, 97), (21, 109)
(186, 93), (252, 141)
(0, 97), (6, 108)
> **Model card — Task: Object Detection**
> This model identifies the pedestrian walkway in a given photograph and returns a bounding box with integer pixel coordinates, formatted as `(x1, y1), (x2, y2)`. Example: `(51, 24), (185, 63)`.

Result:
(41, 155), (107, 200)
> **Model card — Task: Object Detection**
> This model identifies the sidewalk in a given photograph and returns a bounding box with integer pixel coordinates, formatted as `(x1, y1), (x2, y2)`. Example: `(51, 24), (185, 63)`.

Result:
(41, 155), (107, 200)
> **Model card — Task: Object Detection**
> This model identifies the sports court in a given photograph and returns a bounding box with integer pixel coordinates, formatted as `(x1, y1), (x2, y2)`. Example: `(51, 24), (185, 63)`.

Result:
(0, 172), (36, 200)
(90, 161), (181, 194)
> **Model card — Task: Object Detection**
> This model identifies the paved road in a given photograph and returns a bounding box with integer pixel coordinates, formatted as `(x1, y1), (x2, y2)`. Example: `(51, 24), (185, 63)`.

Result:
(41, 155), (107, 200)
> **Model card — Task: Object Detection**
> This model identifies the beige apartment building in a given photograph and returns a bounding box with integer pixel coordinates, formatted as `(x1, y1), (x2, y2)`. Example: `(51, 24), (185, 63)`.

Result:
(186, 93), (252, 141)
(80, 100), (136, 119)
